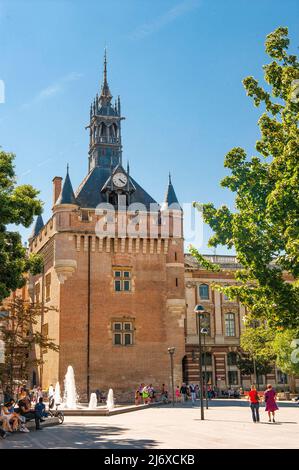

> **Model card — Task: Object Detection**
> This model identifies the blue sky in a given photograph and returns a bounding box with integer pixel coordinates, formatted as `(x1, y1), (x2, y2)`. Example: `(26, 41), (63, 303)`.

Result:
(1, 0), (298, 253)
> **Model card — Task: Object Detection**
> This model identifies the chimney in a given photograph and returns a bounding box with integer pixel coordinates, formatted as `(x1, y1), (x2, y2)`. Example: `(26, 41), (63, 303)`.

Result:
(52, 176), (63, 206)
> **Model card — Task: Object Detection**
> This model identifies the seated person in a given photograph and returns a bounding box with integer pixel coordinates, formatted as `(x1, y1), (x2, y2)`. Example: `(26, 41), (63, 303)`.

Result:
(1, 400), (20, 432)
(35, 397), (48, 419)
(17, 394), (42, 430)
(161, 390), (169, 403)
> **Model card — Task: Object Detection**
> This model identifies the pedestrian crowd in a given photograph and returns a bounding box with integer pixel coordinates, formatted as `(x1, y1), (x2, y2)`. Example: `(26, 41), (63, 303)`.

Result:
(0, 386), (50, 439)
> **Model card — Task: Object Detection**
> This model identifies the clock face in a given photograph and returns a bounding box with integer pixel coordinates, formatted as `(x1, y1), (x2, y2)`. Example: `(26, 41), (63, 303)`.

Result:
(112, 172), (128, 188)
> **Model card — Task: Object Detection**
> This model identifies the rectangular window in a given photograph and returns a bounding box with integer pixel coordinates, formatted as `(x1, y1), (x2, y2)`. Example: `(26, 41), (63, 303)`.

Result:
(113, 269), (131, 292)
(202, 371), (213, 385)
(114, 333), (122, 345)
(228, 371), (238, 385)
(41, 323), (49, 354)
(45, 273), (51, 301)
(225, 313), (235, 337)
(277, 370), (288, 384)
(199, 284), (209, 300)
(112, 321), (134, 346)
(81, 210), (89, 222)
(35, 283), (40, 305)
(124, 333), (132, 345)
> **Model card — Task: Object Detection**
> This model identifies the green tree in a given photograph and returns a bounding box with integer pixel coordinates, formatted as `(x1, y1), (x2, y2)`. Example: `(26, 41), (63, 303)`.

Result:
(0, 297), (59, 394)
(272, 329), (299, 392)
(0, 150), (43, 301)
(240, 323), (276, 363)
(191, 27), (299, 328)
(239, 323), (275, 388)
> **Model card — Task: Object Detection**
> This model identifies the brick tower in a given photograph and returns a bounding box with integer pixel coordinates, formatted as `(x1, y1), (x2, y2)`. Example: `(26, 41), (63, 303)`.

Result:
(28, 53), (186, 402)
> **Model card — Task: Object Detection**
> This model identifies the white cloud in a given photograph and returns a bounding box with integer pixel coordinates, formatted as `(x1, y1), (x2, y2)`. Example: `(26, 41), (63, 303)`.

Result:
(22, 72), (83, 109)
(130, 0), (201, 40)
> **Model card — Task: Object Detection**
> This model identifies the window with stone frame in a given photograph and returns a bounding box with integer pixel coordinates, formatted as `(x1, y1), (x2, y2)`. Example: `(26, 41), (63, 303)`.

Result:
(201, 352), (212, 366)
(81, 210), (90, 222)
(112, 320), (134, 346)
(277, 370), (288, 384)
(199, 283), (209, 300)
(228, 370), (239, 385)
(227, 352), (238, 366)
(41, 323), (49, 354)
(35, 283), (41, 305)
(113, 268), (131, 292)
(45, 273), (51, 301)
(224, 312), (235, 337)
(202, 371), (213, 385)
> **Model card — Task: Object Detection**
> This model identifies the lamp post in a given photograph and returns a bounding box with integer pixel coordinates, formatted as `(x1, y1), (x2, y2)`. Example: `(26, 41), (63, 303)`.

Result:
(194, 305), (205, 420)
(168, 347), (175, 407)
(201, 327), (209, 409)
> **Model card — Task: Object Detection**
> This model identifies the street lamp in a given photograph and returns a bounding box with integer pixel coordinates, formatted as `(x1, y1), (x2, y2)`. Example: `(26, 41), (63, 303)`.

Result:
(194, 304), (205, 420)
(201, 327), (209, 409)
(168, 347), (175, 407)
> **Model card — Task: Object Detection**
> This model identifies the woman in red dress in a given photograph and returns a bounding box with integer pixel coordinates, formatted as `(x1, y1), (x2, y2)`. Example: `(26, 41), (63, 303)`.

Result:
(264, 384), (279, 422)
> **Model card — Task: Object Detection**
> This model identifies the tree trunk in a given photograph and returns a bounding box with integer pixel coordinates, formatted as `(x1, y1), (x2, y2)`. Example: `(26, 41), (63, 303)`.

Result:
(289, 375), (296, 393)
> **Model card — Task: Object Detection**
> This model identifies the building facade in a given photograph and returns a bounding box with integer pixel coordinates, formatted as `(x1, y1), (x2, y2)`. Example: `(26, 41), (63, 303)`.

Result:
(184, 254), (298, 392)
(27, 55), (186, 402)
(26, 56), (297, 399)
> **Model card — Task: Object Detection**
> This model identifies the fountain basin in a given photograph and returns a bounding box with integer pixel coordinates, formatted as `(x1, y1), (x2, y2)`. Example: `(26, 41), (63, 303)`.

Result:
(60, 402), (164, 416)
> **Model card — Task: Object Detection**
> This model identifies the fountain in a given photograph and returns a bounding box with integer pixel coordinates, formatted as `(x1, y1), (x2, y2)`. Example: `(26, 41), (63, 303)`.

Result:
(106, 388), (114, 411)
(48, 384), (54, 398)
(63, 365), (78, 409)
(88, 392), (98, 409)
(54, 381), (62, 405)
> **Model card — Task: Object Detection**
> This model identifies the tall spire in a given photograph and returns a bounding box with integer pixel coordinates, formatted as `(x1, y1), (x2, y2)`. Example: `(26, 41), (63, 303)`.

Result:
(99, 48), (112, 105)
(103, 47), (107, 85)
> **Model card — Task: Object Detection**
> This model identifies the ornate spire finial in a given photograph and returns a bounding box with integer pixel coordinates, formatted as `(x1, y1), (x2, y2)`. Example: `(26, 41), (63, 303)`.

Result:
(169, 172), (172, 184)
(104, 47), (107, 85)
(99, 47), (112, 104)
(67, 163), (69, 174)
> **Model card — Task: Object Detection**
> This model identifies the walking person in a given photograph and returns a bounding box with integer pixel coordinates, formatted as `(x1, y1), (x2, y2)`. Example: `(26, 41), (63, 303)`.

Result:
(189, 383), (197, 404)
(248, 385), (260, 423)
(175, 386), (181, 403)
(180, 383), (188, 403)
(264, 384), (279, 422)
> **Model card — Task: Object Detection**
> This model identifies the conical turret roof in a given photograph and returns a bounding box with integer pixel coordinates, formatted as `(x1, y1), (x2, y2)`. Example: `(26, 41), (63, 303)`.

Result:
(56, 166), (77, 205)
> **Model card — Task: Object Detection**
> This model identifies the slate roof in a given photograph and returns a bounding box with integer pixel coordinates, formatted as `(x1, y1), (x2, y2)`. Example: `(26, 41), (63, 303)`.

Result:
(164, 175), (181, 210)
(75, 166), (157, 209)
(56, 169), (77, 205)
(30, 214), (44, 238)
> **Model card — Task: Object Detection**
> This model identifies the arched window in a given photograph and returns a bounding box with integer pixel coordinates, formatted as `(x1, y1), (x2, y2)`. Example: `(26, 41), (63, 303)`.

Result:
(227, 352), (238, 366)
(199, 284), (209, 300)
(201, 352), (212, 366)
(225, 313), (235, 337)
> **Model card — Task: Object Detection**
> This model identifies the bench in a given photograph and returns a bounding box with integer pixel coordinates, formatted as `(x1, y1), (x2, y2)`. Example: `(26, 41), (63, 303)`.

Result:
(26, 416), (60, 430)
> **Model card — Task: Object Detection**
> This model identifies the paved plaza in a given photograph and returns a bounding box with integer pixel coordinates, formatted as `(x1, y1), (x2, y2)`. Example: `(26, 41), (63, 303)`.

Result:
(1, 400), (298, 449)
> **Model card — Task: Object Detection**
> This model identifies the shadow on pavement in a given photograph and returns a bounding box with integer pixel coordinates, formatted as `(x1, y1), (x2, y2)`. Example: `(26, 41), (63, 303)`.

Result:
(0, 424), (159, 449)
